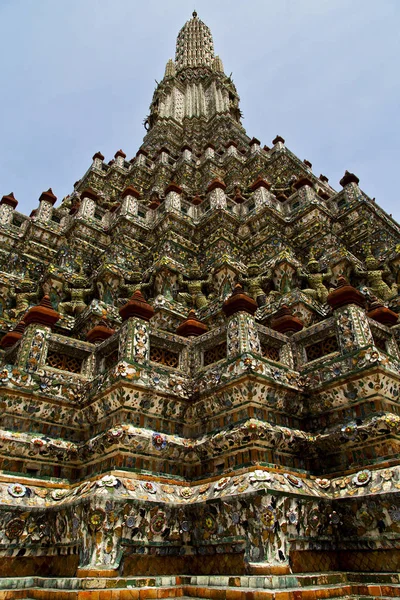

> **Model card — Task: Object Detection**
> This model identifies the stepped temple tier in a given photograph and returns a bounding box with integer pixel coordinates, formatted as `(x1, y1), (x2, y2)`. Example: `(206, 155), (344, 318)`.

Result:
(0, 10), (400, 599)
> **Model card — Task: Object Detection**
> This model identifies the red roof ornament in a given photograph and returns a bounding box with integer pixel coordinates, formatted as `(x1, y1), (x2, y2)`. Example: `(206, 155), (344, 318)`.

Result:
(270, 305), (303, 334)
(293, 177), (314, 190)
(207, 178), (227, 193)
(340, 171), (359, 187)
(191, 195), (202, 205)
(165, 182), (183, 195)
(86, 320), (115, 343)
(250, 177), (271, 192)
(367, 299), (398, 327)
(121, 186), (141, 199)
(119, 290), (154, 322)
(223, 283), (258, 317)
(176, 310), (208, 337)
(115, 149), (126, 159)
(0, 321), (26, 349)
(327, 276), (366, 310)
(272, 135), (285, 145)
(81, 188), (98, 202)
(92, 151), (105, 161)
(39, 188), (57, 205)
(24, 295), (60, 328)
(0, 193), (18, 209)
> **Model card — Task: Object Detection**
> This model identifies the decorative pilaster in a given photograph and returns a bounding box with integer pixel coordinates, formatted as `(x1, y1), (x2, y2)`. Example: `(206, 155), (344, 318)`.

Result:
(92, 151), (104, 171)
(120, 186), (140, 217)
(16, 323), (49, 373)
(114, 149), (126, 168)
(327, 276), (373, 352)
(226, 312), (261, 358)
(223, 284), (259, 358)
(36, 188), (57, 223)
(119, 290), (154, 364)
(78, 188), (98, 219)
(250, 177), (272, 210)
(249, 137), (261, 154)
(293, 177), (317, 203)
(165, 183), (182, 212)
(207, 178), (227, 209)
(0, 193), (18, 225)
(340, 170), (362, 203)
(118, 317), (149, 363)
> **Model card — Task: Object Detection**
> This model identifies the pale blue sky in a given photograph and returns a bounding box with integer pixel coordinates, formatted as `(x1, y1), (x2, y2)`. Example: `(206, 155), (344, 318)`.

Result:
(0, 0), (399, 219)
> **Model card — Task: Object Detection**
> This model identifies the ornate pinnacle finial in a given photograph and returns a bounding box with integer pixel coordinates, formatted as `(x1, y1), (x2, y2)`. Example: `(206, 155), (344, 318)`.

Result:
(175, 11), (215, 70)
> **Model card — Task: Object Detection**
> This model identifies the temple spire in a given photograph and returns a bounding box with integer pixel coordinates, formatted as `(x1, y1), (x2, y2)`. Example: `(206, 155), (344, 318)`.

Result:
(175, 11), (215, 70)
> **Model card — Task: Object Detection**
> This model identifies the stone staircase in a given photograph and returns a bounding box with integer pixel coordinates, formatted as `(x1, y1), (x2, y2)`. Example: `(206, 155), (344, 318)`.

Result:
(1, 572), (399, 599)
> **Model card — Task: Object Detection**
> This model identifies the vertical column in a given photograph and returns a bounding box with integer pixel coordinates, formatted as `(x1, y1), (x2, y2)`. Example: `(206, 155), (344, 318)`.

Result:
(36, 188), (57, 223)
(327, 277), (373, 353)
(114, 149), (126, 168)
(164, 183), (182, 212)
(120, 186), (140, 217)
(118, 290), (155, 364)
(207, 178), (227, 209)
(223, 284), (259, 358)
(91, 151), (105, 171)
(0, 193), (18, 225)
(78, 188), (98, 219)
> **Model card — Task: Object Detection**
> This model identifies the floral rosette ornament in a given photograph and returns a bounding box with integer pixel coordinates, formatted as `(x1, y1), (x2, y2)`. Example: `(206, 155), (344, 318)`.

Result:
(8, 483), (27, 498)
(141, 481), (157, 494)
(88, 508), (105, 531)
(31, 438), (47, 449)
(5, 518), (25, 540)
(203, 513), (216, 533)
(286, 509), (299, 526)
(124, 515), (136, 529)
(108, 427), (124, 441)
(180, 486), (194, 499)
(198, 483), (210, 495)
(97, 474), (119, 488)
(249, 470), (272, 484)
(261, 506), (276, 531)
(284, 473), (303, 488)
(353, 469), (372, 487)
(51, 489), (68, 501)
(215, 477), (230, 491)
(341, 423), (357, 441)
(150, 511), (166, 534)
(308, 508), (320, 530)
(315, 478), (331, 489)
(123, 479), (138, 492)
(152, 432), (167, 451)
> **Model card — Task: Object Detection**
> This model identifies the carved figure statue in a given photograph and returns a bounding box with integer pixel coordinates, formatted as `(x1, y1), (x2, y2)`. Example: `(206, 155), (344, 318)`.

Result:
(178, 259), (213, 308)
(58, 277), (92, 316)
(297, 252), (332, 304)
(118, 271), (155, 302)
(238, 262), (272, 307)
(11, 280), (39, 317)
(355, 245), (398, 301)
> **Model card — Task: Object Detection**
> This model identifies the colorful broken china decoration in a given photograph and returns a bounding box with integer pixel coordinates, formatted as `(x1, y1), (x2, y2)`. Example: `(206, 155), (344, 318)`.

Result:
(88, 508), (106, 531)
(150, 511), (166, 534)
(353, 470), (372, 486)
(0, 9), (398, 595)
(315, 478), (331, 489)
(152, 432), (167, 450)
(284, 473), (303, 488)
(5, 518), (25, 539)
(7, 483), (27, 498)
(97, 475), (119, 488)
(141, 481), (157, 494)
(261, 506), (276, 531)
